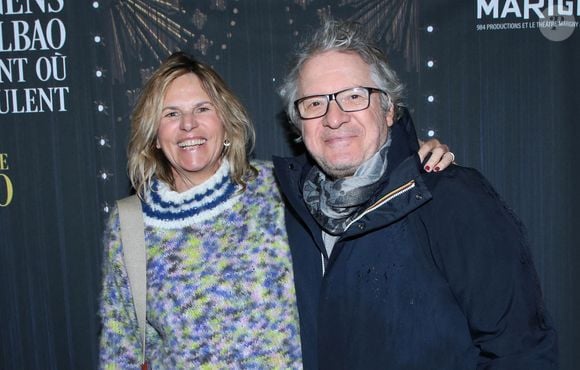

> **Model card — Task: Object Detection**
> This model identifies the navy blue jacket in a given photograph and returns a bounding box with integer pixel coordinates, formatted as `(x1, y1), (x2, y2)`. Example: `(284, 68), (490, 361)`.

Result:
(273, 112), (557, 370)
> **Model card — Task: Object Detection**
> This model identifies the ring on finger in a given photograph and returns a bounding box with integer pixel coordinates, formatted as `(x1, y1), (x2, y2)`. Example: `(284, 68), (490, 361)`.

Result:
(447, 151), (456, 163)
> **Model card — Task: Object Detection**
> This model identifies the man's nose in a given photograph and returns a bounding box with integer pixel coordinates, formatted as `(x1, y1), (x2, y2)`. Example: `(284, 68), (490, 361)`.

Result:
(323, 100), (348, 129)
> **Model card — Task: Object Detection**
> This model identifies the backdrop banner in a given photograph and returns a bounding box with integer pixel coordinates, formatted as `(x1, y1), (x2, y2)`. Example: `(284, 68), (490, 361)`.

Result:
(1, 1), (578, 369)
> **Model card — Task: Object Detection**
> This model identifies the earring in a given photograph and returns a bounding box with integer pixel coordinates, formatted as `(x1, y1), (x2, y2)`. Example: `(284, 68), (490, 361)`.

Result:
(223, 138), (231, 147)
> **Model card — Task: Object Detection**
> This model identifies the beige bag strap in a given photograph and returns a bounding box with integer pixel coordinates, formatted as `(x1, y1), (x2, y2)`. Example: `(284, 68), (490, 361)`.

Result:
(117, 194), (147, 368)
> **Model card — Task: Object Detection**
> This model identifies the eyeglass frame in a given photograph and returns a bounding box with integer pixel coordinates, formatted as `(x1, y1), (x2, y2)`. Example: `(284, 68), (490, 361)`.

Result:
(293, 86), (388, 120)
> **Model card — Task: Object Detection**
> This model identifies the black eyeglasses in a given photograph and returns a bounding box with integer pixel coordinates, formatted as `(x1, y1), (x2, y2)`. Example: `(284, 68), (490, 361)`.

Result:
(294, 86), (387, 120)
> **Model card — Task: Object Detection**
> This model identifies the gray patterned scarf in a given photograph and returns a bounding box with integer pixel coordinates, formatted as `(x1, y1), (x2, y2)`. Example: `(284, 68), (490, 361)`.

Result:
(303, 136), (392, 235)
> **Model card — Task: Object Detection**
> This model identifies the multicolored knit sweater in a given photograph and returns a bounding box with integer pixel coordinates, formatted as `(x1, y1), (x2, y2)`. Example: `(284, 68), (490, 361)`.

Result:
(98, 160), (302, 369)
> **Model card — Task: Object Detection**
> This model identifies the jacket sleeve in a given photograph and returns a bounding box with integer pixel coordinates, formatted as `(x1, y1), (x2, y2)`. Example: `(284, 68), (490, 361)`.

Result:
(98, 207), (157, 369)
(420, 167), (558, 370)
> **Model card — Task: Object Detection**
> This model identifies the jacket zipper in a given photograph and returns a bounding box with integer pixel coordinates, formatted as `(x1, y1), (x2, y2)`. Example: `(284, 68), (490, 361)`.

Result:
(320, 179), (417, 276)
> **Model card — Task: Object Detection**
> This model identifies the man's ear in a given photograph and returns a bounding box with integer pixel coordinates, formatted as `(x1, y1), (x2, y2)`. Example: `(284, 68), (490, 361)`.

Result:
(385, 106), (395, 127)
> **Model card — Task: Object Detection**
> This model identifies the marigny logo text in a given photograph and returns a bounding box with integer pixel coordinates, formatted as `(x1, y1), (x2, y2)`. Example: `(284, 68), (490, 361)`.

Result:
(475, 0), (579, 41)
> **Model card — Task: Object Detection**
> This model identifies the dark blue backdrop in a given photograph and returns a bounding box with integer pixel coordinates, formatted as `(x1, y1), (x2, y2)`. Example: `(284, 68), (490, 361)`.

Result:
(1, 1), (578, 369)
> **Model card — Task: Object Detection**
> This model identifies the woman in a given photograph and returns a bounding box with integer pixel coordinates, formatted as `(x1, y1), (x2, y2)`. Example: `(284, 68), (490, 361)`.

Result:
(98, 52), (452, 368)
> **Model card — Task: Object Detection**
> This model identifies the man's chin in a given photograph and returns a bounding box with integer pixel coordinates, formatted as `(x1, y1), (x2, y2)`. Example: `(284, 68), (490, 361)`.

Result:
(317, 160), (358, 180)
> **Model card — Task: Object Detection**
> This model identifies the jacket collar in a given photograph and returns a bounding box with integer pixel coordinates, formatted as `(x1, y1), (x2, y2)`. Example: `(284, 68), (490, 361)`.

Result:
(273, 154), (327, 254)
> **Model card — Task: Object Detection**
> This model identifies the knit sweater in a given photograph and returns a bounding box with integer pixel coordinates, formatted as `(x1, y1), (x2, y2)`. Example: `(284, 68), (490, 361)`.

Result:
(98, 160), (302, 369)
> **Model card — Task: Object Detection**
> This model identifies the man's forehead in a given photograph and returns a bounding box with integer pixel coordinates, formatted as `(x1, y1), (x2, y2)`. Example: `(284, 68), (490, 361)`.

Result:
(298, 51), (373, 95)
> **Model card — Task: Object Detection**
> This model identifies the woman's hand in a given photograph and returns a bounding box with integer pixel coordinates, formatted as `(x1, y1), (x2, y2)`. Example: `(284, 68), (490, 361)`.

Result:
(418, 139), (455, 172)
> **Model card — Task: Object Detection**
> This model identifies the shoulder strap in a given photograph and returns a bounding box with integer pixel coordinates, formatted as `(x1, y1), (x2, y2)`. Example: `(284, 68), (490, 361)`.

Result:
(117, 194), (147, 367)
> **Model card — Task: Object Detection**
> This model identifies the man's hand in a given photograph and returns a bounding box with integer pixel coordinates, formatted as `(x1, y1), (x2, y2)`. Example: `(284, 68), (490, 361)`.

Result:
(418, 139), (455, 172)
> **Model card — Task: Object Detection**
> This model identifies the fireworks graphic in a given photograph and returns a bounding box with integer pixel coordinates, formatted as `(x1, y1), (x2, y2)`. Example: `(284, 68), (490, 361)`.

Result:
(96, 0), (417, 109)
(341, 0), (419, 69)
(285, 0), (419, 69)
(101, 0), (237, 84)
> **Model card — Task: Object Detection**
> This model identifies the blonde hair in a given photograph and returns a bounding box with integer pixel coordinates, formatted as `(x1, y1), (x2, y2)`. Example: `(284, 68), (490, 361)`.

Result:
(127, 52), (256, 196)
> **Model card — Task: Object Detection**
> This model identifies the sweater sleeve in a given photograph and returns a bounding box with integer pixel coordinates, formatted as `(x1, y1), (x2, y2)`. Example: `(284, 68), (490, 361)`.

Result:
(420, 167), (558, 370)
(98, 207), (148, 370)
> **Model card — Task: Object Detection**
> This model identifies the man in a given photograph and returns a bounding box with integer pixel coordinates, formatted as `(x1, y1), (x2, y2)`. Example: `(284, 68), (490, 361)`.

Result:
(273, 19), (558, 369)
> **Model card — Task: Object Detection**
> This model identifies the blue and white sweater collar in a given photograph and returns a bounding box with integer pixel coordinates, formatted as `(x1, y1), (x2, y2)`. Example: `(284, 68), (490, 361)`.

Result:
(142, 160), (241, 229)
